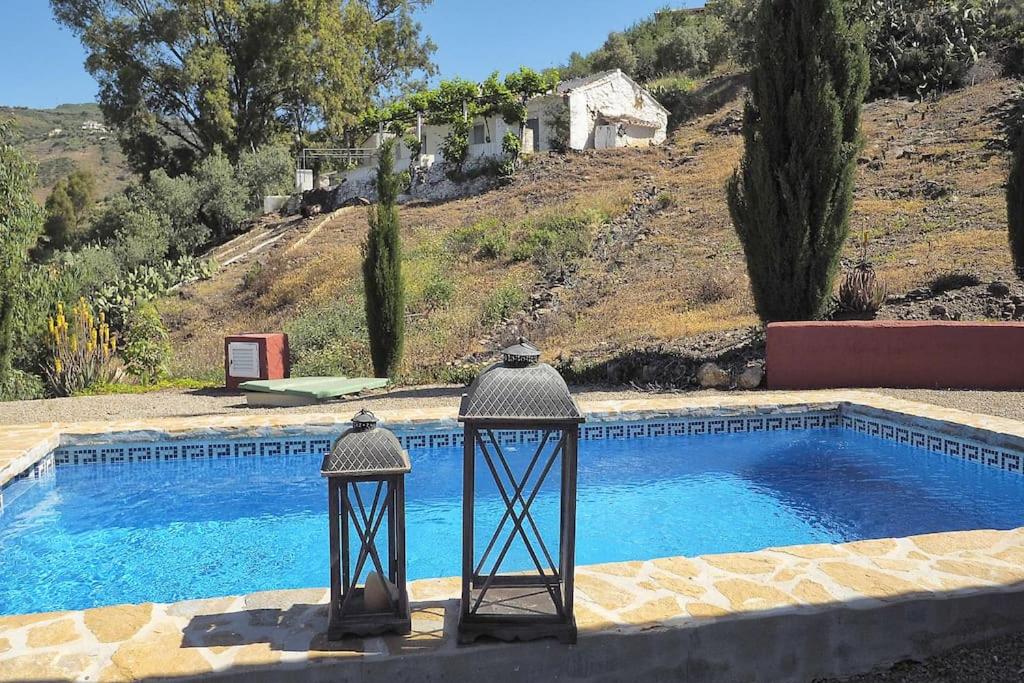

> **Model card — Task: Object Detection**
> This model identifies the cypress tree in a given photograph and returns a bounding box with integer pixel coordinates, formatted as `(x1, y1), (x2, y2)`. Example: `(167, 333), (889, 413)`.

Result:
(1009, 121), (1024, 278)
(363, 139), (405, 378)
(727, 0), (869, 321)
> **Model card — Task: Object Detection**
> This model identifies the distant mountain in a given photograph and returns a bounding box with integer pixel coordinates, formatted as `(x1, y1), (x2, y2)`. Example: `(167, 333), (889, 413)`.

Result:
(0, 103), (132, 202)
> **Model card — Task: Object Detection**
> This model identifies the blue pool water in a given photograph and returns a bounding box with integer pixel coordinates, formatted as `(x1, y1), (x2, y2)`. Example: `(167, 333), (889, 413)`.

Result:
(1, 427), (1023, 615)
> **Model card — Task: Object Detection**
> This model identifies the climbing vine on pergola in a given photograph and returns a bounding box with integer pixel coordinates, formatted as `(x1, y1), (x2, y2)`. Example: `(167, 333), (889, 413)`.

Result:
(358, 67), (561, 172)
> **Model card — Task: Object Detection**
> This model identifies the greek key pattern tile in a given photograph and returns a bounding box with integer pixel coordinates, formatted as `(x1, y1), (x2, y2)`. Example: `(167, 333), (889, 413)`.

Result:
(49, 411), (842, 467)
(843, 414), (1023, 475)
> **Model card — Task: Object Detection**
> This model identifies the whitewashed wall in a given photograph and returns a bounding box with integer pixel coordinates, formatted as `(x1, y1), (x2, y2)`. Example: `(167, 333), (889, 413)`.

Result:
(566, 71), (669, 150)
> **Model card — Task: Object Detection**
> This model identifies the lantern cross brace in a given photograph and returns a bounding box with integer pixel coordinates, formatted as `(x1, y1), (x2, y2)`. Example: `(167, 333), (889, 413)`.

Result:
(474, 429), (559, 576)
(470, 429), (566, 617)
(339, 480), (396, 615)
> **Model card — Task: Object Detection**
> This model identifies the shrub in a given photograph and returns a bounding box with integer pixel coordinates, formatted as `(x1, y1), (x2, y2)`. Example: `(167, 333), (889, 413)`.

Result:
(441, 119), (471, 175)
(136, 171), (209, 257)
(590, 32), (638, 76)
(193, 148), (249, 241)
(648, 75), (698, 129)
(546, 104), (571, 153)
(42, 183), (76, 253)
(446, 219), (508, 260)
(929, 271), (982, 293)
(727, 0), (869, 322)
(285, 299), (370, 377)
(0, 368), (45, 401)
(655, 17), (730, 76)
(121, 302), (171, 383)
(510, 210), (605, 270)
(89, 195), (172, 269)
(499, 130), (522, 176)
(1010, 120), (1024, 278)
(236, 144), (294, 212)
(421, 272), (455, 311)
(0, 120), (43, 390)
(44, 298), (121, 396)
(693, 271), (735, 305)
(363, 138), (405, 378)
(836, 261), (887, 318)
(481, 284), (527, 326)
(855, 0), (990, 100)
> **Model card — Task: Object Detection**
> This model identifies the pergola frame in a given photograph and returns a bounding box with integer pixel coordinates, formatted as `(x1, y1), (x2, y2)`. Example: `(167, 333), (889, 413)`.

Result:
(459, 418), (580, 644)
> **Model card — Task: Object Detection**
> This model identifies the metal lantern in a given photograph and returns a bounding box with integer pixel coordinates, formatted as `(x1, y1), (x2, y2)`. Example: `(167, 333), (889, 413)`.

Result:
(457, 340), (585, 644)
(322, 409), (411, 639)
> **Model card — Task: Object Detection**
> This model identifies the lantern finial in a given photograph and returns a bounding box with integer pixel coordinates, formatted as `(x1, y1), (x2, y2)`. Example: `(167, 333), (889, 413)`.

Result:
(351, 409), (378, 431)
(501, 338), (540, 367)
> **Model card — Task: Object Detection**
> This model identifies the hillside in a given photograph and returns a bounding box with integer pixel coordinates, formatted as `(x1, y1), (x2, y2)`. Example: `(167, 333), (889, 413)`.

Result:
(160, 76), (1022, 385)
(0, 103), (132, 201)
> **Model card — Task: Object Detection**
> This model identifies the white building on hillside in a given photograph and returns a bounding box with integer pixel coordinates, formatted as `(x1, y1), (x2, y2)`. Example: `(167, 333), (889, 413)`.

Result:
(300, 69), (668, 192)
(410, 69), (668, 163)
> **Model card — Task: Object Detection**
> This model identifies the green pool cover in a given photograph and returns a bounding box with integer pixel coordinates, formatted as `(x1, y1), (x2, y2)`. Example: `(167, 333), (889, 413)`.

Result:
(239, 376), (389, 401)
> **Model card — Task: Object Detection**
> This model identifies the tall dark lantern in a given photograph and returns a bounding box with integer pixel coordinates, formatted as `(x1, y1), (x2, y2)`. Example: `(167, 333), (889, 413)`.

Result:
(322, 409), (411, 639)
(457, 340), (585, 644)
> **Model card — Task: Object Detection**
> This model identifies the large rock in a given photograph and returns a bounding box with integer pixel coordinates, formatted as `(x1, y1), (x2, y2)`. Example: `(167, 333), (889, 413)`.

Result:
(988, 281), (1011, 298)
(737, 364), (765, 390)
(696, 362), (731, 389)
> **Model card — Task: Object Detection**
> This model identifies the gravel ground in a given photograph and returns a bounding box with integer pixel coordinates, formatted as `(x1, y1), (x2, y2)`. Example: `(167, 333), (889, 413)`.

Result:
(3, 385), (1024, 426)
(4, 384), (1024, 682)
(0, 385), (657, 425)
(826, 632), (1024, 682)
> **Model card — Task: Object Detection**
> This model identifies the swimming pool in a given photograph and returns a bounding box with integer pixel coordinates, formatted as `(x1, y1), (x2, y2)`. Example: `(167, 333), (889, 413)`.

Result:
(2, 417), (1022, 617)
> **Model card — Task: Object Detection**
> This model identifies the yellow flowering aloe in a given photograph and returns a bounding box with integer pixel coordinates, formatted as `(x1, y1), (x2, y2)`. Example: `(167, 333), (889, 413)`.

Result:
(45, 298), (122, 396)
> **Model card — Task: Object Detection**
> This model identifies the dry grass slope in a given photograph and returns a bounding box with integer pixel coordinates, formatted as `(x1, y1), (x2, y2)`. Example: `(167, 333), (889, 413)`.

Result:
(161, 77), (1022, 382)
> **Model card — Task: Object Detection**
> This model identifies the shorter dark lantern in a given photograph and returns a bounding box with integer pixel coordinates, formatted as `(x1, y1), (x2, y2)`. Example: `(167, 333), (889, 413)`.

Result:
(322, 409), (411, 638)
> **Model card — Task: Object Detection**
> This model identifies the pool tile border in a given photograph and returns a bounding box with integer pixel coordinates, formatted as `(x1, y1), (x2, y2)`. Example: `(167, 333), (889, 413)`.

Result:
(44, 410), (843, 468)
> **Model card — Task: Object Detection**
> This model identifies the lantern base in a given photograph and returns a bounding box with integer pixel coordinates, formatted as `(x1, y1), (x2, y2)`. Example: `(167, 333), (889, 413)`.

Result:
(327, 589), (411, 640)
(327, 613), (412, 640)
(457, 616), (577, 645)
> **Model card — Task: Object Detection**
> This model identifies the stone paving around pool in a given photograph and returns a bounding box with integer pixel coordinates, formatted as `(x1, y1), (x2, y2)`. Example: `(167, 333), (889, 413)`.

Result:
(2, 528), (1024, 681)
(4, 391), (1024, 681)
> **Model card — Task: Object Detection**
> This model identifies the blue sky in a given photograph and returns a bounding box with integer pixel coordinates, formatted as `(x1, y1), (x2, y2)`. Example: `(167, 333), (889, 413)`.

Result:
(0, 0), (697, 109)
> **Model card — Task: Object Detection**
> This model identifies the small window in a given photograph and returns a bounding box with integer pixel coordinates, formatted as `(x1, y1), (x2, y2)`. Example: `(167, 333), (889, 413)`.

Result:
(472, 123), (486, 145)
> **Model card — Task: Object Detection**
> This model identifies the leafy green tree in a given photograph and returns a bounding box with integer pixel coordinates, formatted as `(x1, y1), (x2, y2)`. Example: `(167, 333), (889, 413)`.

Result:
(43, 181), (76, 252)
(40, 169), (95, 254)
(51, 0), (436, 174)
(591, 33), (638, 76)
(236, 144), (295, 211)
(727, 0), (869, 322)
(65, 169), (95, 218)
(1009, 122), (1024, 277)
(90, 195), (172, 269)
(0, 120), (43, 388)
(193, 149), (249, 241)
(135, 171), (208, 257)
(363, 138), (404, 378)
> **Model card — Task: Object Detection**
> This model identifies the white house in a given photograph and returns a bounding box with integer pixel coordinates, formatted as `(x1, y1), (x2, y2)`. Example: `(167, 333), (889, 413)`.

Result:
(307, 69), (668, 192)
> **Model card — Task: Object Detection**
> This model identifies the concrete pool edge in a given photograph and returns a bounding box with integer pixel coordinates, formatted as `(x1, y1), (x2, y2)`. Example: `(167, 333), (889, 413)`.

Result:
(2, 527), (1024, 681)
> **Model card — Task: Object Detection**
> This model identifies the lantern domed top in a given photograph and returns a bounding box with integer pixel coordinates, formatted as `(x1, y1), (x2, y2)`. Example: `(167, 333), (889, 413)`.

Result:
(458, 340), (583, 424)
(322, 410), (411, 477)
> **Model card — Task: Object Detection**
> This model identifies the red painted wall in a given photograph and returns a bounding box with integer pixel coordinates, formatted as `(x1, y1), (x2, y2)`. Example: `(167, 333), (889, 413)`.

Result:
(224, 333), (290, 389)
(767, 321), (1024, 390)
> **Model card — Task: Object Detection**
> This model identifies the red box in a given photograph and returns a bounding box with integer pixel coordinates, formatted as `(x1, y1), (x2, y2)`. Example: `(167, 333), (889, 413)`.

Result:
(224, 333), (290, 389)
(767, 321), (1024, 390)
